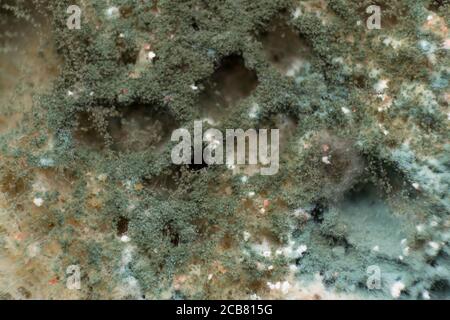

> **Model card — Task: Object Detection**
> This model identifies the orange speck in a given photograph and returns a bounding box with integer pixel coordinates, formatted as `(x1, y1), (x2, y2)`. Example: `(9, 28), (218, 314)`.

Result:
(14, 233), (26, 241)
(444, 93), (450, 102)
(49, 278), (58, 285)
(263, 199), (270, 208)
(134, 183), (144, 191)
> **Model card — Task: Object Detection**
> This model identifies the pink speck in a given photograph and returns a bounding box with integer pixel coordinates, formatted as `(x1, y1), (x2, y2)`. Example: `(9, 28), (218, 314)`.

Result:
(443, 39), (450, 50)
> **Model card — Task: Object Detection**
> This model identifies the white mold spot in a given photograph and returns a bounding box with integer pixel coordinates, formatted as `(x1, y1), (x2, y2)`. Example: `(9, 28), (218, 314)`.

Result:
(33, 197), (44, 207)
(374, 79), (389, 93)
(105, 6), (120, 19)
(341, 107), (351, 115)
(321, 156), (331, 165)
(390, 281), (405, 299)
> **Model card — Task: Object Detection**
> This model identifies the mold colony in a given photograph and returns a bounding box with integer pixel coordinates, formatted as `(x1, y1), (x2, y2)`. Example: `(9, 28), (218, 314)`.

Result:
(0, 0), (449, 299)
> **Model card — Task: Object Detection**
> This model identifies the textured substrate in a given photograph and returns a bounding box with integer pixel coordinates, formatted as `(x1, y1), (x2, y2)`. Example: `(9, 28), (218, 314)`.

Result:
(0, 0), (449, 299)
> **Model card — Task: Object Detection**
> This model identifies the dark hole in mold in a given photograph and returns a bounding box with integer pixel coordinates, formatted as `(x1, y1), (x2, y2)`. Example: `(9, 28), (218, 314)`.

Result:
(188, 145), (209, 171)
(200, 55), (258, 121)
(429, 280), (450, 299)
(108, 104), (178, 153)
(74, 104), (178, 153)
(310, 200), (327, 223)
(73, 111), (112, 150)
(120, 45), (139, 65)
(191, 18), (200, 31)
(367, 157), (418, 198)
(353, 74), (368, 89)
(259, 19), (312, 76)
(117, 216), (129, 236)
(258, 114), (298, 153)
(115, 34), (139, 65)
(428, 0), (448, 12)
(163, 222), (180, 246)
(188, 162), (209, 172)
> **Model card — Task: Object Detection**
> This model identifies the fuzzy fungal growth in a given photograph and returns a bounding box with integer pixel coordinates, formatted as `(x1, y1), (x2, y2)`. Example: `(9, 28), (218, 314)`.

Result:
(0, 0), (449, 300)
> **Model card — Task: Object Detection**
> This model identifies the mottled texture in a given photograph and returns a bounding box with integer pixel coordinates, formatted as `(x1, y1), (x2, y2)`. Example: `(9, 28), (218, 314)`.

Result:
(0, 0), (449, 299)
